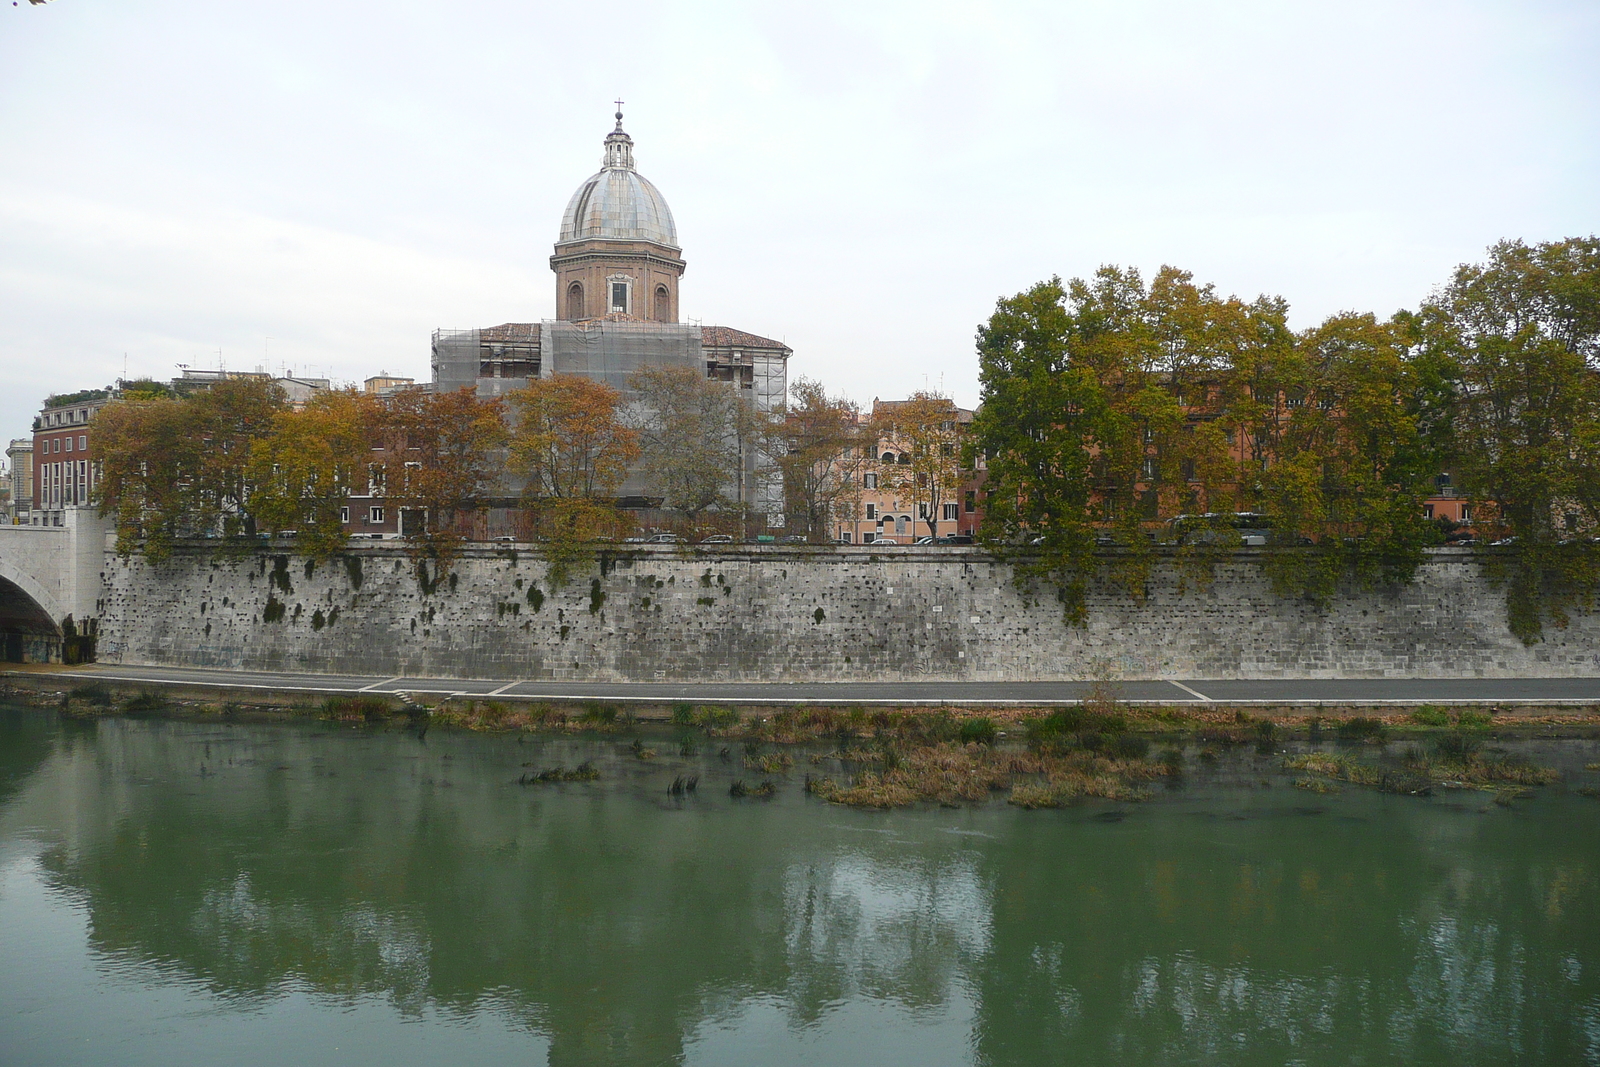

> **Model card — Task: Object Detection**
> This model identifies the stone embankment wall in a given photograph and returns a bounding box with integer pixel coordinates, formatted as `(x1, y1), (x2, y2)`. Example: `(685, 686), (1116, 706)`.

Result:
(96, 545), (1600, 681)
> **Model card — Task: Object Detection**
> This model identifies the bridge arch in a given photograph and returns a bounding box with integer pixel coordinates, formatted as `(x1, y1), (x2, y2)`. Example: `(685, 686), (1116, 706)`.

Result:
(0, 573), (62, 663)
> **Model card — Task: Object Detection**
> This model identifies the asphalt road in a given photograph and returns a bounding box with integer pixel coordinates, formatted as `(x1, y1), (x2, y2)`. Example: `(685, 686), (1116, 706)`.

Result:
(16, 663), (1600, 705)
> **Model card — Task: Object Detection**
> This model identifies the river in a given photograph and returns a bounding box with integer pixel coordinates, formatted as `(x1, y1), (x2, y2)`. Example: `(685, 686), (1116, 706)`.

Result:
(1, 705), (1597, 1066)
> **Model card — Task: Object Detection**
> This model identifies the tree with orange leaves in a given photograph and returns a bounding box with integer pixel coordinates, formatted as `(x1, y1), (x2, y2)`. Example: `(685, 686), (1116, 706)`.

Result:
(506, 375), (639, 556)
(373, 388), (507, 566)
(246, 389), (383, 561)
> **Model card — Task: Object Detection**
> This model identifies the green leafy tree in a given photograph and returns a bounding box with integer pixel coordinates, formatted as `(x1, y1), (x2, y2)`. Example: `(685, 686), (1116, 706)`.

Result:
(1249, 313), (1440, 601)
(971, 278), (1108, 620)
(1422, 236), (1600, 640)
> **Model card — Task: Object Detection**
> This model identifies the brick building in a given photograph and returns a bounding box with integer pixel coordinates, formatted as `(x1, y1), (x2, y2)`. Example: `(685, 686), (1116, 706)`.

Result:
(833, 399), (985, 544)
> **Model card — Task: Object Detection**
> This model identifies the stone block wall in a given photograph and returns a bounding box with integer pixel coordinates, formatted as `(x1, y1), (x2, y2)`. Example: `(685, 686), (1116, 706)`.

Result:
(95, 545), (1600, 680)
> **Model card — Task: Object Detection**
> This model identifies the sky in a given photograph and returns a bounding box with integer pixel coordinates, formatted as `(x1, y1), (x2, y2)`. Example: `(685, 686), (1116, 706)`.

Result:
(1, 0), (1597, 444)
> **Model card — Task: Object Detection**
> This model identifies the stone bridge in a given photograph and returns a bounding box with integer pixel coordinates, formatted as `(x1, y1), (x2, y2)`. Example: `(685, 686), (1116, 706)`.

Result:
(0, 511), (108, 663)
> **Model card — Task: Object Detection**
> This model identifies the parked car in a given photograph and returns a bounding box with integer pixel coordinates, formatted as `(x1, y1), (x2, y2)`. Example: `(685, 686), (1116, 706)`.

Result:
(698, 534), (735, 544)
(644, 533), (685, 544)
(933, 534), (975, 545)
(1169, 512), (1273, 547)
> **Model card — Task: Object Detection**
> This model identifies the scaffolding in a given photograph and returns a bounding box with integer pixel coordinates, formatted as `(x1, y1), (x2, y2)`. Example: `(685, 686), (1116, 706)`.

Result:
(431, 328), (481, 394)
(543, 319), (703, 399)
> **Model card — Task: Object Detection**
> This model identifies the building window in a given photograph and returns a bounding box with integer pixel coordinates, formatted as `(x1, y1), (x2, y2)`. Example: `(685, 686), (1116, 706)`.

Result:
(78, 435), (86, 450)
(863, 531), (876, 543)
(369, 506), (385, 524)
(864, 472), (877, 489)
(1460, 505), (1473, 523)
(340, 506), (350, 524)
(865, 503), (877, 520)
(965, 491), (976, 514)
(881, 452), (895, 463)
(1423, 504), (1434, 520)
(654, 284), (671, 322)
(918, 503), (929, 519)
(610, 281), (629, 314)
(943, 503), (959, 521)
(838, 531), (851, 543)
(63, 437), (72, 452)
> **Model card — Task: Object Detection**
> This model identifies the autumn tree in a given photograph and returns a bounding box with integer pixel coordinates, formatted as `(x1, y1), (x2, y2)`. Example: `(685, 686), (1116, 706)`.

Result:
(774, 377), (866, 542)
(374, 388), (507, 567)
(94, 393), (199, 560)
(506, 374), (639, 551)
(94, 377), (286, 559)
(1421, 236), (1600, 640)
(246, 389), (383, 561)
(629, 364), (756, 525)
(872, 392), (965, 541)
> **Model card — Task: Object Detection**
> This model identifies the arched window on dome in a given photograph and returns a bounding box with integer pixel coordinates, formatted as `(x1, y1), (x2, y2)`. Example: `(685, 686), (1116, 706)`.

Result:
(566, 282), (584, 320)
(654, 285), (671, 323)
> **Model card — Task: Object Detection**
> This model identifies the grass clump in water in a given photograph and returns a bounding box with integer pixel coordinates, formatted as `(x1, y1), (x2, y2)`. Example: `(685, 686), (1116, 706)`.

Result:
(1336, 717), (1386, 742)
(578, 702), (619, 726)
(69, 685), (114, 707)
(746, 751), (794, 774)
(122, 691), (169, 716)
(804, 741), (1166, 810)
(523, 762), (599, 784)
(1288, 744), (1558, 795)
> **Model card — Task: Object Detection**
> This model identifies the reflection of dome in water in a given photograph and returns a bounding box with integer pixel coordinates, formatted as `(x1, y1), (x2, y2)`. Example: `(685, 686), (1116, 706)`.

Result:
(557, 113), (678, 249)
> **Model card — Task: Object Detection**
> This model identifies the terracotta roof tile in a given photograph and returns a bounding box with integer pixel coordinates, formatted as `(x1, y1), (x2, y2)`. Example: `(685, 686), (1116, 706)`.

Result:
(479, 323), (541, 342)
(700, 325), (789, 351)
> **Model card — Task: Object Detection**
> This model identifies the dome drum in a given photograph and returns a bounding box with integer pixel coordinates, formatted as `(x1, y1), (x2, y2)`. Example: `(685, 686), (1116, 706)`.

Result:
(552, 114), (684, 322)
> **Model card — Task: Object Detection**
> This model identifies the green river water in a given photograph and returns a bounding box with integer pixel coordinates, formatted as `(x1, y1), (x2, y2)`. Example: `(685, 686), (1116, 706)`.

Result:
(0, 705), (1597, 1066)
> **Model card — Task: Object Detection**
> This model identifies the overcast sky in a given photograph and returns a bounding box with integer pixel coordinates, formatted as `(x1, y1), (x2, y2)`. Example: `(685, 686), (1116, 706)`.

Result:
(2, 0), (1596, 443)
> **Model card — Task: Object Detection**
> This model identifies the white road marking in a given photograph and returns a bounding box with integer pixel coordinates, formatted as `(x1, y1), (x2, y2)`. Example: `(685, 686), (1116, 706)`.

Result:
(358, 677), (402, 692)
(1169, 681), (1213, 702)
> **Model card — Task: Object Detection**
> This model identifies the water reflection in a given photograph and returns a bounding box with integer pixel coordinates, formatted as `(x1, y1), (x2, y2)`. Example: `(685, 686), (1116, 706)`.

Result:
(1, 709), (1597, 1066)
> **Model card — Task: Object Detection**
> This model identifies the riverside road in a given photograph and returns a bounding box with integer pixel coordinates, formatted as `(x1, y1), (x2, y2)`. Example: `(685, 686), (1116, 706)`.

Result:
(12, 663), (1600, 705)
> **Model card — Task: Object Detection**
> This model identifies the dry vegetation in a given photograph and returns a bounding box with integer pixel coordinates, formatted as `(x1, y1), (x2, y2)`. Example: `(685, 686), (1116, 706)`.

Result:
(1285, 735), (1560, 799)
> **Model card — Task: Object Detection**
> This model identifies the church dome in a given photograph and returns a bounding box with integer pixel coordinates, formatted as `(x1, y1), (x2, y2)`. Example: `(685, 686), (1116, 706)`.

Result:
(557, 113), (679, 250)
